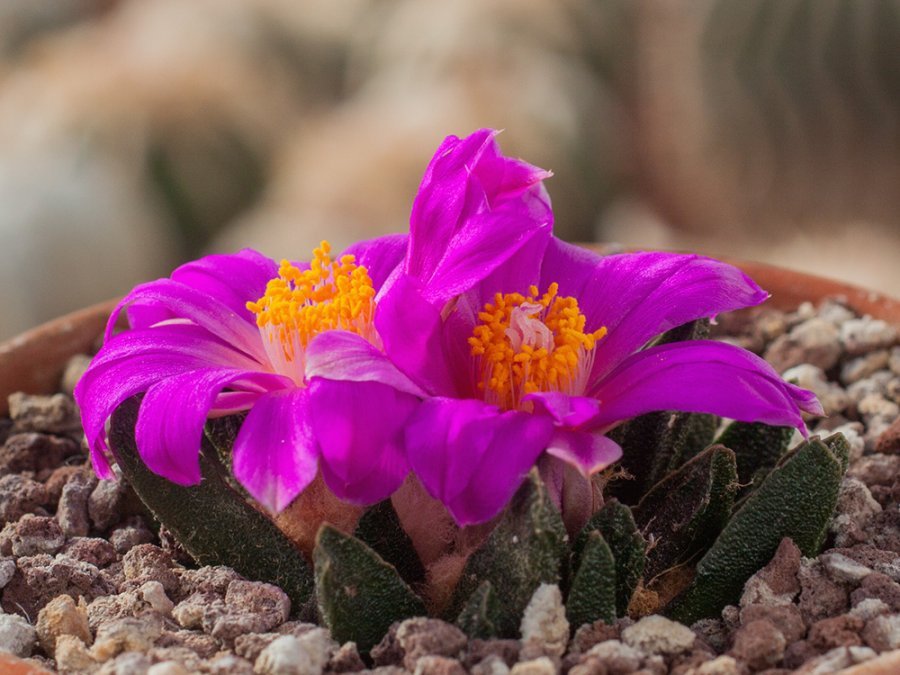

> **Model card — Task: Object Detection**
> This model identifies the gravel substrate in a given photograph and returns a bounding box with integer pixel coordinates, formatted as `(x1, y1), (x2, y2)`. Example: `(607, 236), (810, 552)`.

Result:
(0, 297), (898, 674)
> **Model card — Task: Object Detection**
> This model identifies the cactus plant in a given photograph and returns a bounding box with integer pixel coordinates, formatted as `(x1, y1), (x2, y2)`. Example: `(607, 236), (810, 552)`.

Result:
(82, 129), (833, 648)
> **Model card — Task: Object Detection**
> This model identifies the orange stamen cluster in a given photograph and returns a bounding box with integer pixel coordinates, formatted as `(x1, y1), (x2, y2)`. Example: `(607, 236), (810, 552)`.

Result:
(247, 242), (376, 375)
(468, 283), (607, 410)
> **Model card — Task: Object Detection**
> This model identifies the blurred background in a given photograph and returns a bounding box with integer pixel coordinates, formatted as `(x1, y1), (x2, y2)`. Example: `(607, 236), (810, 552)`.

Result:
(1, 0), (898, 340)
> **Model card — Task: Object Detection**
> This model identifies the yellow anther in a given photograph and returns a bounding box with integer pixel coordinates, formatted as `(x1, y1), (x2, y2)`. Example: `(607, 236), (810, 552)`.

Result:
(467, 284), (607, 410)
(247, 241), (377, 374)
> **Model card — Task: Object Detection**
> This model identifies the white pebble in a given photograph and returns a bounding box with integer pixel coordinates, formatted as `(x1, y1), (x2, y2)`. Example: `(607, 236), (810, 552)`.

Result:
(519, 584), (569, 659)
(0, 614), (36, 657)
(621, 615), (695, 656)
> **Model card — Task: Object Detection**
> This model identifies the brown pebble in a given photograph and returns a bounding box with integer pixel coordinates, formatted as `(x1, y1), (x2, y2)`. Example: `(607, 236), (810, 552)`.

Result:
(730, 619), (786, 671)
(61, 537), (117, 568)
(781, 640), (821, 670)
(875, 417), (900, 454)
(1, 553), (115, 618)
(808, 614), (864, 650)
(395, 617), (469, 671)
(0, 433), (79, 475)
(757, 538), (802, 598)
(43, 466), (83, 508)
(741, 604), (807, 644)
(570, 620), (620, 655)
(108, 518), (154, 554)
(122, 544), (179, 595)
(87, 478), (127, 532)
(798, 562), (850, 624)
(8, 393), (81, 436)
(851, 573), (900, 612)
(327, 641), (367, 673)
(0, 475), (48, 525)
(848, 454), (900, 488)
(861, 614), (900, 652)
(57, 470), (97, 538)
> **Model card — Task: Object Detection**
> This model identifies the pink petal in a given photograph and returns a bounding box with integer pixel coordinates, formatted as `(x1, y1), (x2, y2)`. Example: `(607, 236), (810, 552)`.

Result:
(308, 379), (418, 504)
(539, 241), (769, 383)
(135, 368), (286, 485)
(342, 234), (408, 294)
(106, 277), (267, 362)
(544, 428), (623, 475)
(305, 330), (427, 398)
(405, 397), (554, 525)
(589, 340), (823, 434)
(375, 275), (458, 396)
(232, 388), (319, 512)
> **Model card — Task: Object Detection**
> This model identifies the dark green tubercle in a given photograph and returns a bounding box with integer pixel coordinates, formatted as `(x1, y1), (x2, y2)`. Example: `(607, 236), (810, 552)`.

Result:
(633, 445), (739, 580)
(581, 499), (646, 616)
(450, 470), (568, 638)
(567, 531), (617, 627)
(455, 581), (499, 639)
(609, 318), (713, 502)
(354, 499), (426, 587)
(313, 525), (426, 653)
(679, 413), (721, 462)
(714, 420), (795, 490)
(108, 397), (314, 612)
(665, 436), (846, 624)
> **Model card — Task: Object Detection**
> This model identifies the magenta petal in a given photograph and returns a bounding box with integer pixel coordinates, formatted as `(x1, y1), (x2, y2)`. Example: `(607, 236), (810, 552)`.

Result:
(106, 278), (267, 362)
(418, 207), (551, 305)
(305, 330), (427, 398)
(525, 392), (601, 428)
(308, 379), (418, 504)
(342, 234), (408, 294)
(589, 341), (822, 434)
(405, 397), (554, 525)
(134, 368), (285, 485)
(406, 130), (497, 280)
(169, 249), (278, 324)
(405, 129), (553, 304)
(375, 275), (457, 396)
(232, 388), (319, 512)
(540, 241), (769, 382)
(75, 325), (262, 479)
(545, 428), (623, 475)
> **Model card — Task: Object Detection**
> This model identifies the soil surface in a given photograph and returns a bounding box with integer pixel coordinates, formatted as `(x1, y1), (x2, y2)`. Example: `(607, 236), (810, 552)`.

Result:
(0, 298), (898, 674)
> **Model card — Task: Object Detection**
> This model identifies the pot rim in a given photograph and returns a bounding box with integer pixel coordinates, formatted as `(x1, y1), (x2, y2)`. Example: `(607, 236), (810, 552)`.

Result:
(1, 255), (898, 416)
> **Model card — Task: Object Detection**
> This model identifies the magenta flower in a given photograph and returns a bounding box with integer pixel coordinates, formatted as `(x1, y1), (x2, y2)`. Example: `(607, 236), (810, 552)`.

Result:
(313, 131), (824, 527)
(74, 129), (551, 514)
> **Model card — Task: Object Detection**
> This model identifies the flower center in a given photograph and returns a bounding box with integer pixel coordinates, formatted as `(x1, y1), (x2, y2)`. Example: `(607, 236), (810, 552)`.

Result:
(468, 283), (607, 410)
(246, 241), (376, 383)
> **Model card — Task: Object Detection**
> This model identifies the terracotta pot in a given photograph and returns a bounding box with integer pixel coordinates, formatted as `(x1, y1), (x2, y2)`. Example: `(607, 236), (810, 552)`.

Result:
(0, 298), (117, 417)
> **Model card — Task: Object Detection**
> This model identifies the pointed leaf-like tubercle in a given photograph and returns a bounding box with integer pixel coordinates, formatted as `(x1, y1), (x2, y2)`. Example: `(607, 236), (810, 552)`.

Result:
(823, 432), (850, 473)
(655, 318), (712, 346)
(354, 499), (426, 586)
(714, 421), (794, 488)
(567, 531), (617, 628)
(665, 438), (843, 624)
(456, 581), (499, 639)
(108, 398), (314, 611)
(449, 470), (568, 638)
(633, 446), (738, 580)
(313, 524), (426, 653)
(203, 413), (249, 494)
(581, 499), (646, 616)
(680, 413), (720, 462)
(607, 411), (674, 505)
